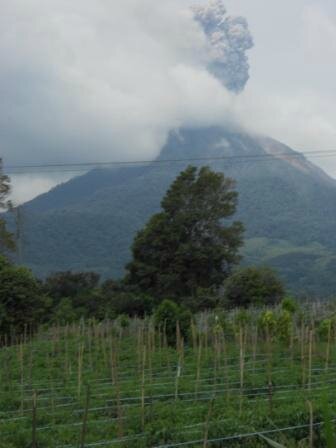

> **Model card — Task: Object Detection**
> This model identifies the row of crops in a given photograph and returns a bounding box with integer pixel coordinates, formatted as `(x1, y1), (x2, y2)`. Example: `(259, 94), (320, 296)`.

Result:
(1, 303), (336, 447)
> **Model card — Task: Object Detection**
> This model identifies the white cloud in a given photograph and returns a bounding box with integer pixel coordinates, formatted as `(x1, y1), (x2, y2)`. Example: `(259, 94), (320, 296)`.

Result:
(10, 173), (75, 205)
(222, 0), (336, 176)
(2, 0), (336, 203)
(302, 4), (336, 58)
(0, 0), (236, 169)
(235, 88), (336, 153)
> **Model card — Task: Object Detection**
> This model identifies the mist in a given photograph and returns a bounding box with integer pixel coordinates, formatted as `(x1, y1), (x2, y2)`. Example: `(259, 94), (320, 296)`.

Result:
(2, 0), (336, 203)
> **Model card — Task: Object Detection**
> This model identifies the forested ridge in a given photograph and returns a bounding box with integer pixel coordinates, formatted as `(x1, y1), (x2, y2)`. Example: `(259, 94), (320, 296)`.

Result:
(14, 127), (336, 296)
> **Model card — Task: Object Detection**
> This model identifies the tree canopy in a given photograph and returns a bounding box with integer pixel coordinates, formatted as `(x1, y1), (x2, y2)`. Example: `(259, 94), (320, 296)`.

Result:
(126, 166), (244, 298)
(224, 266), (285, 308)
(0, 159), (15, 253)
(0, 256), (48, 334)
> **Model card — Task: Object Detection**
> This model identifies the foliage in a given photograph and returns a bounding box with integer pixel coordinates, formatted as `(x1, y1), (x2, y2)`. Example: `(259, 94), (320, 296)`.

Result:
(0, 256), (49, 334)
(154, 299), (191, 345)
(126, 165), (244, 299)
(281, 297), (298, 314)
(1, 303), (336, 446)
(259, 310), (277, 335)
(0, 159), (15, 253)
(44, 271), (100, 301)
(52, 297), (78, 324)
(181, 287), (221, 312)
(276, 310), (292, 342)
(224, 266), (285, 308)
(318, 318), (333, 341)
(106, 292), (155, 318)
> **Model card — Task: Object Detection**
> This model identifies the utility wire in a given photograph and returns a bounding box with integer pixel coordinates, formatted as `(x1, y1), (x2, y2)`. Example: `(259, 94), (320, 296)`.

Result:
(5, 149), (336, 175)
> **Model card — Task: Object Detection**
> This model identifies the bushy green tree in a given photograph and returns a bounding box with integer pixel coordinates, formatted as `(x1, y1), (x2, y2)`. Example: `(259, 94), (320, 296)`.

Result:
(0, 257), (49, 334)
(126, 166), (244, 299)
(44, 271), (108, 319)
(0, 159), (15, 253)
(154, 299), (191, 345)
(44, 271), (100, 301)
(224, 266), (285, 308)
(106, 292), (155, 318)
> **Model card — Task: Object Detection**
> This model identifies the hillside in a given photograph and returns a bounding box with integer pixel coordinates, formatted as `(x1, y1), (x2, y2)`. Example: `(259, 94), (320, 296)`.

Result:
(17, 127), (336, 296)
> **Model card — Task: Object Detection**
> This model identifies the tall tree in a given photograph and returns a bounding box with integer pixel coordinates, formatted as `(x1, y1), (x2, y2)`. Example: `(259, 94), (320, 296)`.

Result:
(126, 166), (244, 298)
(0, 159), (15, 253)
(0, 256), (48, 334)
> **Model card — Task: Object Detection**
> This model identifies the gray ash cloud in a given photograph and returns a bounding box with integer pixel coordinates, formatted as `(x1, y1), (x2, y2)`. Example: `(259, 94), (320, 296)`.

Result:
(193, 0), (254, 93)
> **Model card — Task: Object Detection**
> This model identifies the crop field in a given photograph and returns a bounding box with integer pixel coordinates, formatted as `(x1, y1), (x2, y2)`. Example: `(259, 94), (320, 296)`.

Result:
(1, 305), (336, 447)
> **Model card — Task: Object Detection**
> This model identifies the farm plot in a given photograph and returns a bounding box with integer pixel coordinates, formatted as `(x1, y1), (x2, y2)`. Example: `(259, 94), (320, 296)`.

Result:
(1, 309), (336, 447)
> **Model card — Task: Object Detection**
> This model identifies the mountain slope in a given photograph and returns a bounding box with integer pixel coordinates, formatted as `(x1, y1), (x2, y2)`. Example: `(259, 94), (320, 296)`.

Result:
(17, 127), (336, 295)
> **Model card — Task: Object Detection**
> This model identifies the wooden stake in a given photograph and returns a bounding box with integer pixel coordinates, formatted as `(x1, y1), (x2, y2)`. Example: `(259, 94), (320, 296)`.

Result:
(203, 398), (214, 448)
(31, 390), (37, 448)
(307, 400), (314, 448)
(308, 329), (313, 392)
(79, 385), (90, 448)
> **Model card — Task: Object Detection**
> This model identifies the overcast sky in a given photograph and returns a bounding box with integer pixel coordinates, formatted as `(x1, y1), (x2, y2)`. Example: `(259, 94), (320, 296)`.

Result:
(1, 0), (336, 204)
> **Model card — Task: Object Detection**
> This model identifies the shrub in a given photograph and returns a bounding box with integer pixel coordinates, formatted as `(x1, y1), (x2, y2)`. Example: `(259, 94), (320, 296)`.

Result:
(224, 266), (285, 308)
(52, 297), (78, 324)
(258, 310), (277, 337)
(318, 318), (333, 341)
(281, 297), (298, 314)
(107, 292), (154, 317)
(182, 287), (221, 312)
(0, 256), (49, 334)
(276, 310), (292, 342)
(154, 299), (191, 345)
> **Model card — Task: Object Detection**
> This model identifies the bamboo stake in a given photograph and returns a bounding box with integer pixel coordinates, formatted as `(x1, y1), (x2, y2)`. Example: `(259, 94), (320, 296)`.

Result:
(77, 343), (84, 399)
(31, 390), (37, 448)
(307, 400), (314, 448)
(19, 342), (24, 415)
(203, 398), (214, 448)
(239, 326), (245, 391)
(195, 335), (202, 399)
(191, 319), (197, 353)
(308, 329), (313, 392)
(239, 326), (245, 417)
(79, 385), (90, 448)
(325, 321), (331, 372)
(301, 323), (306, 387)
(141, 344), (146, 431)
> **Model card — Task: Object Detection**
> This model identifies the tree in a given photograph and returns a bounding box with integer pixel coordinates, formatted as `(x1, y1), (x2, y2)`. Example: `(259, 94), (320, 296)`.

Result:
(223, 266), (285, 308)
(44, 271), (102, 318)
(44, 271), (100, 302)
(0, 256), (49, 334)
(125, 166), (244, 298)
(154, 299), (191, 346)
(0, 159), (15, 253)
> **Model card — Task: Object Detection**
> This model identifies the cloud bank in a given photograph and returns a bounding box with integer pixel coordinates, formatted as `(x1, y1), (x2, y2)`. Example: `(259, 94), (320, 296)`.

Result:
(1, 0), (251, 173)
(2, 0), (336, 203)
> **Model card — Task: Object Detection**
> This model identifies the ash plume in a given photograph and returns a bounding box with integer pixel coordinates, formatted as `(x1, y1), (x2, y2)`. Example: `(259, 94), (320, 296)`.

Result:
(193, 0), (254, 93)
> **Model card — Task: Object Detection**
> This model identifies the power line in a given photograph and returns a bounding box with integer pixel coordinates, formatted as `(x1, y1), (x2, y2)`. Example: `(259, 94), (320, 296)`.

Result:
(5, 149), (336, 175)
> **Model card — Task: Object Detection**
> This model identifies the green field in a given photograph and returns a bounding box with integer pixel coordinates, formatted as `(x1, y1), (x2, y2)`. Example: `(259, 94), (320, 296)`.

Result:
(1, 306), (336, 447)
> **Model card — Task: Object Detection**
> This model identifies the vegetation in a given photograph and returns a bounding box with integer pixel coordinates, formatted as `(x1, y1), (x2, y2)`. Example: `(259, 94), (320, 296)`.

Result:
(0, 256), (48, 334)
(0, 303), (336, 447)
(0, 159), (15, 252)
(224, 266), (285, 308)
(13, 128), (336, 296)
(2, 160), (336, 446)
(126, 166), (244, 298)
